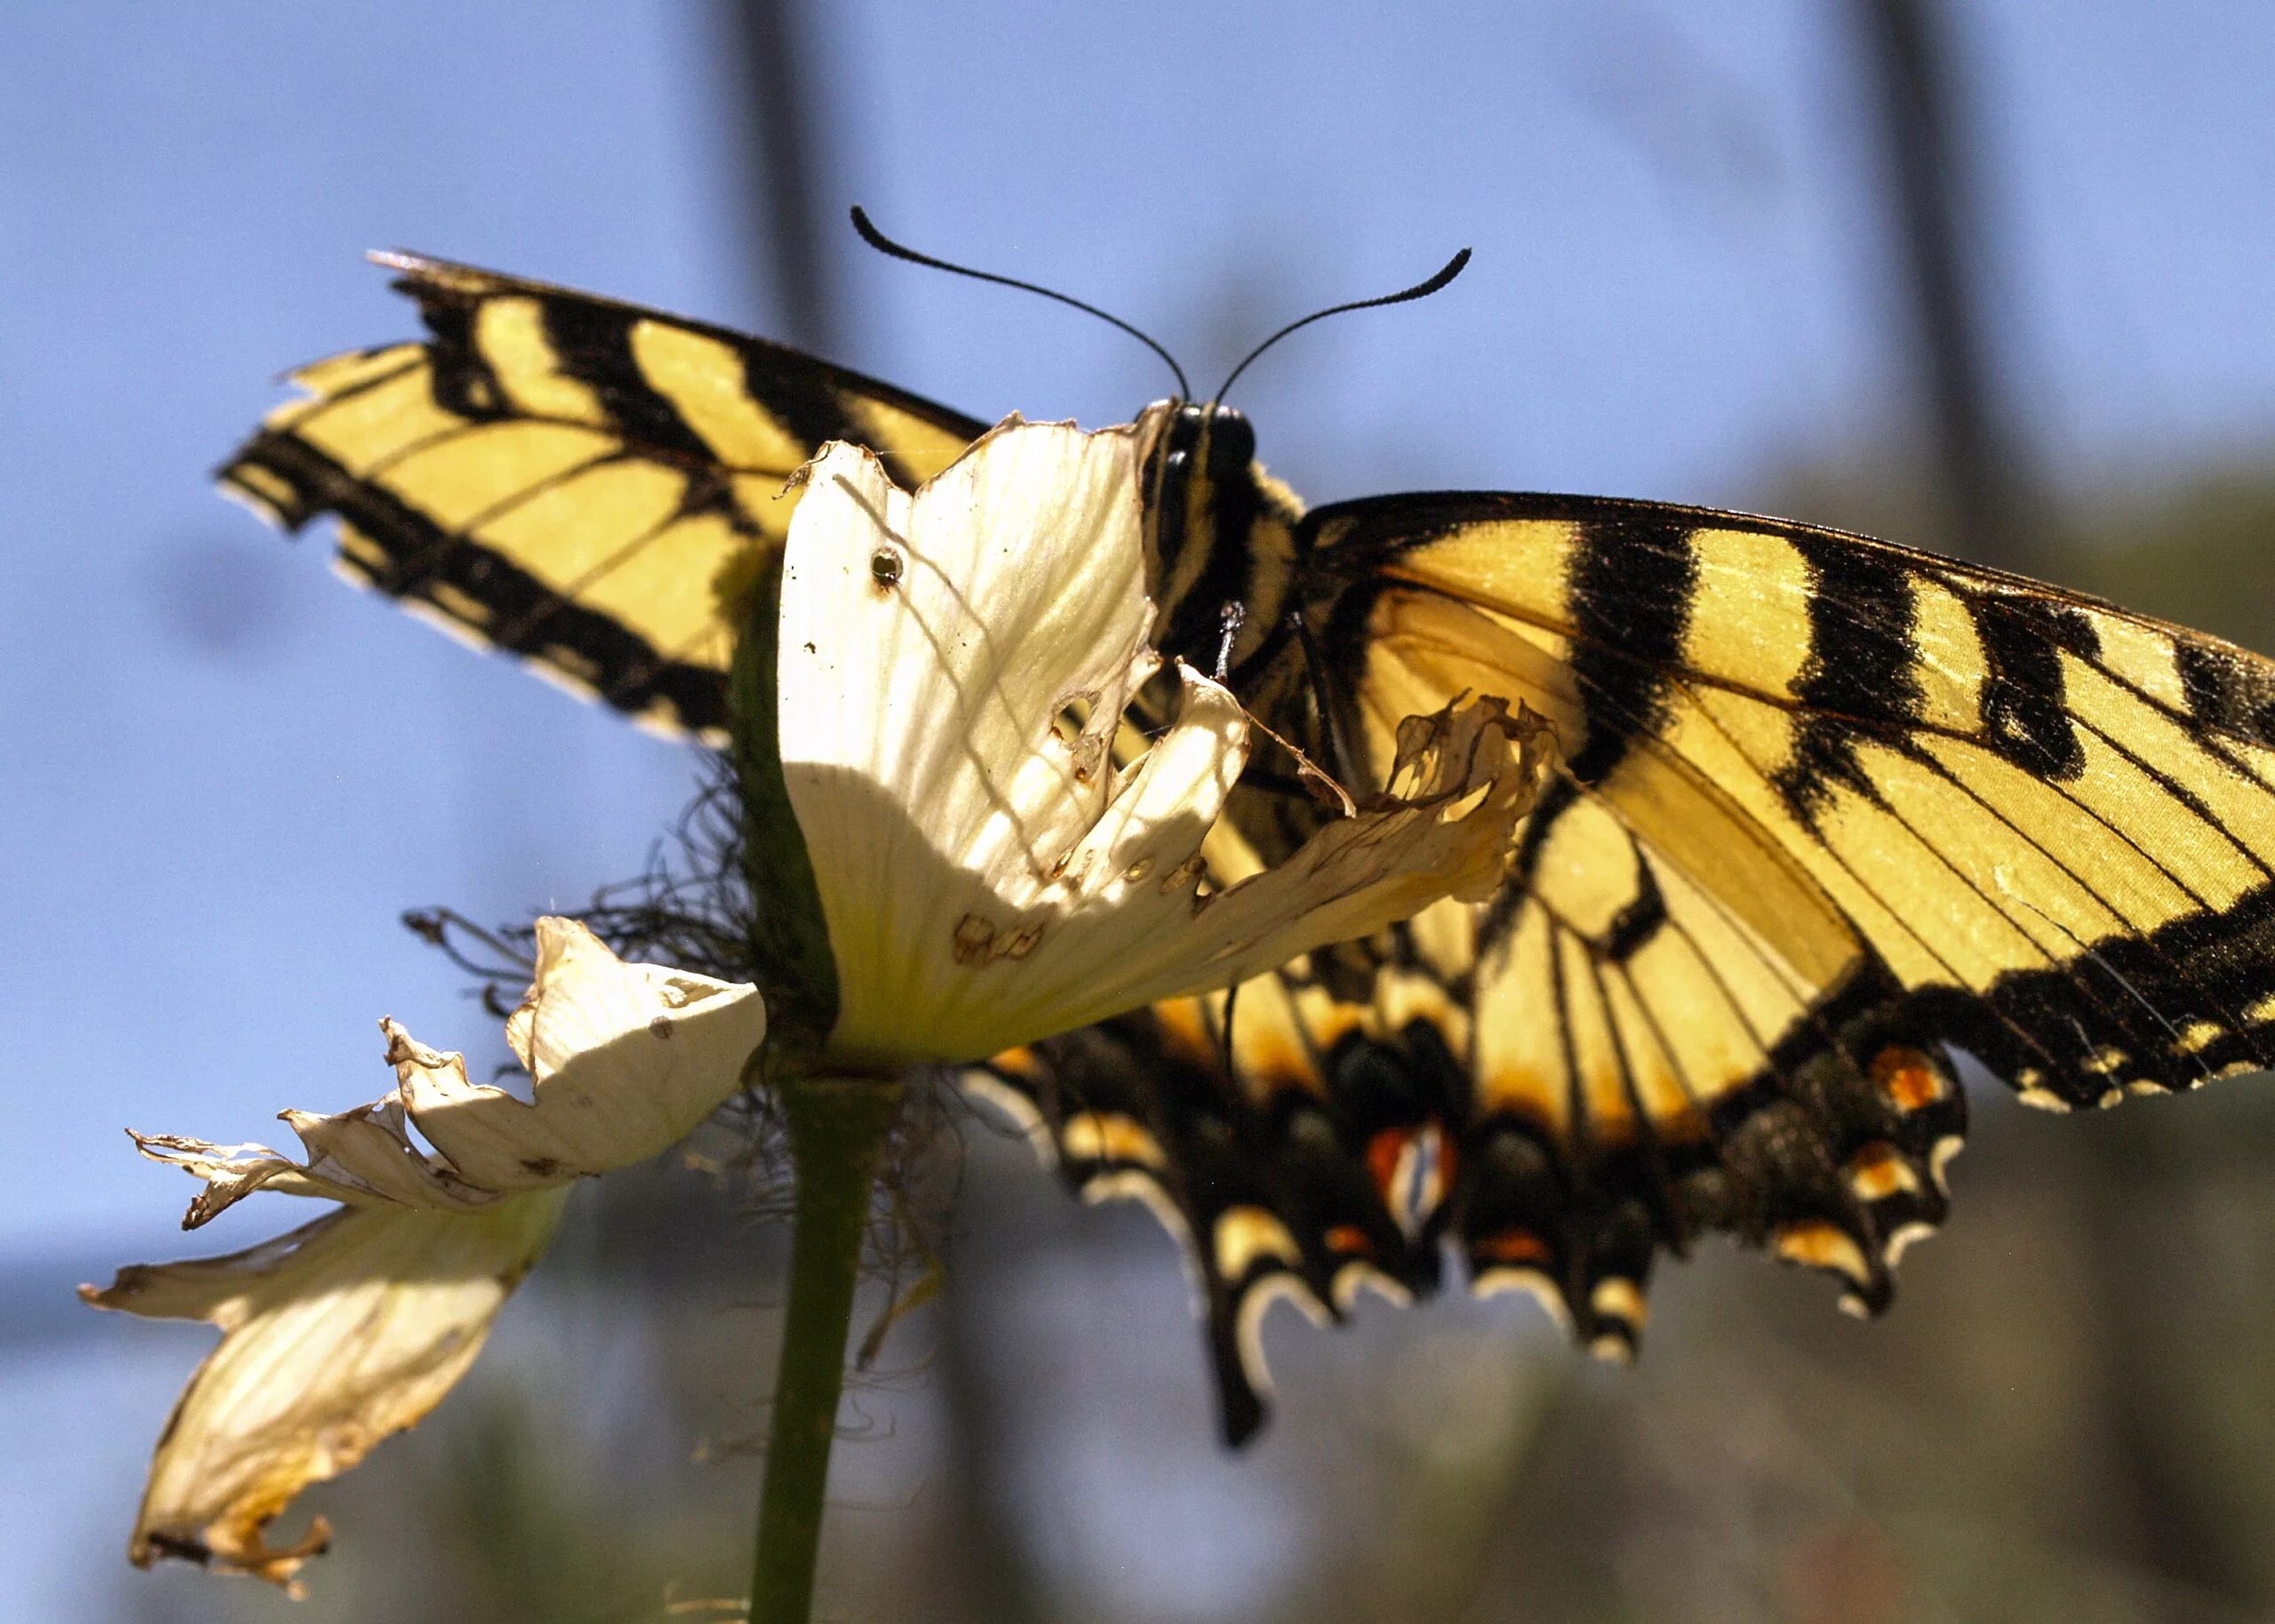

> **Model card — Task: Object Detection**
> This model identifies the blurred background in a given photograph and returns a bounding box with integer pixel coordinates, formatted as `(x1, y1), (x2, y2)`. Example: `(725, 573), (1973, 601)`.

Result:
(6, 3), (2275, 1620)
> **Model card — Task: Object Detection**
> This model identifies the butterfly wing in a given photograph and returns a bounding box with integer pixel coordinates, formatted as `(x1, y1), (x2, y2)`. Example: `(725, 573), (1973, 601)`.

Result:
(1318, 492), (2275, 1281)
(976, 490), (2275, 1439)
(220, 252), (986, 742)
(1312, 490), (2275, 1077)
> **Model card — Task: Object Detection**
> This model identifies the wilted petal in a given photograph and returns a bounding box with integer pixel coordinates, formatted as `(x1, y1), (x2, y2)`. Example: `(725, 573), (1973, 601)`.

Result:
(92, 924), (764, 1590)
(777, 418), (1547, 1066)
(1164, 692), (1550, 982)
(129, 1092), (491, 1229)
(136, 920), (767, 1223)
(946, 685), (1547, 1045)
(400, 917), (768, 1190)
(80, 1189), (569, 1593)
(124, 1133), (368, 1227)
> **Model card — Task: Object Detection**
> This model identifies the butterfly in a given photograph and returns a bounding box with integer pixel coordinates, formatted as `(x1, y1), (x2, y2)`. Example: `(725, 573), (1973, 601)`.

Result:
(222, 247), (2275, 1443)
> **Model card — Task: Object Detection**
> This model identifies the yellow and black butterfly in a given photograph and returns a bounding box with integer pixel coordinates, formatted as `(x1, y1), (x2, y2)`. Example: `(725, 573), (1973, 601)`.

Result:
(221, 243), (2275, 1444)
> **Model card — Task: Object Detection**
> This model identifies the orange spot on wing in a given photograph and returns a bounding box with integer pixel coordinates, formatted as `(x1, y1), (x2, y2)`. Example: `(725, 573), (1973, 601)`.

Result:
(1872, 1046), (1946, 1113)
(1846, 1142), (1920, 1202)
(1774, 1219), (1871, 1284)
(1473, 1228), (1553, 1266)
(1365, 1128), (1409, 1202)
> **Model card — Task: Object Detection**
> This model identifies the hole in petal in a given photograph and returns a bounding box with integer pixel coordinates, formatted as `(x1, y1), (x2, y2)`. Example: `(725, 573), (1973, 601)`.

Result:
(953, 913), (998, 964)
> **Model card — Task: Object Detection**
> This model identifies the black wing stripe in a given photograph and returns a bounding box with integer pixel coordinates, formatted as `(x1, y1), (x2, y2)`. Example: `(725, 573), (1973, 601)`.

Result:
(2177, 639), (2275, 744)
(539, 299), (721, 466)
(411, 289), (508, 421)
(1559, 647), (2066, 1072)
(1776, 536), (1919, 818)
(1968, 592), (2095, 779)
(1564, 514), (1697, 784)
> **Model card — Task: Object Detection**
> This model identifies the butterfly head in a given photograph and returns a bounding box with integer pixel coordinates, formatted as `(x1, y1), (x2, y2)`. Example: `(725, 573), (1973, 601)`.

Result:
(1154, 399), (1258, 488)
(1141, 402), (1290, 680)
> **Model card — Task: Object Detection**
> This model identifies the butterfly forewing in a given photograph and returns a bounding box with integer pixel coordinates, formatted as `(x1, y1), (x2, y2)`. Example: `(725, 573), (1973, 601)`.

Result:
(1308, 491), (2275, 1091)
(219, 253), (986, 742)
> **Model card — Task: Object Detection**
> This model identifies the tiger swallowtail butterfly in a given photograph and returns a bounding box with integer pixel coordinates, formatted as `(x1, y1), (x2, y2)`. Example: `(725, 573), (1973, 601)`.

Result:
(222, 248), (2275, 1443)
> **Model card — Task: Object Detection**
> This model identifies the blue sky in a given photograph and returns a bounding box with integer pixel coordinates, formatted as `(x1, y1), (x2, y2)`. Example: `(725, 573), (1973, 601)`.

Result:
(9, 0), (2275, 1302)
(4, 2), (2275, 1607)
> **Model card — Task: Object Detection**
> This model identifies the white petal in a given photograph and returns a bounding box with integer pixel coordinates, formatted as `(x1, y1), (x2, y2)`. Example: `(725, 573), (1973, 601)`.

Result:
(778, 418), (1161, 1063)
(776, 416), (1548, 1064)
(80, 1190), (568, 1593)
(402, 917), (767, 1189)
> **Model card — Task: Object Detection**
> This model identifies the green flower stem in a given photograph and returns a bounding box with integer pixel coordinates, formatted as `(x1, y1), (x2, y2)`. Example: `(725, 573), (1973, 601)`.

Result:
(749, 1074), (905, 1624)
(730, 541), (840, 1058)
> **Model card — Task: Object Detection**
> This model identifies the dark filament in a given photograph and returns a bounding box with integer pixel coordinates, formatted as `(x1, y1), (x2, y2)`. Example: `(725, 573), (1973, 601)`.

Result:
(1213, 247), (1473, 406)
(850, 205), (1192, 399)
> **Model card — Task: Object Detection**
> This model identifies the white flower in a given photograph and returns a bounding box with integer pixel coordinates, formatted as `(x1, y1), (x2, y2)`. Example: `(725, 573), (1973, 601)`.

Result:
(83, 920), (765, 1591)
(91, 414), (1544, 1591)
(778, 418), (1544, 1067)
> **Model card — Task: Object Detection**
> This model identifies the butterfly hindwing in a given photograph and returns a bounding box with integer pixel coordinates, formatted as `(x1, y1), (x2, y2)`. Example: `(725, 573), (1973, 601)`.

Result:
(970, 959), (1478, 1444)
(220, 253), (986, 742)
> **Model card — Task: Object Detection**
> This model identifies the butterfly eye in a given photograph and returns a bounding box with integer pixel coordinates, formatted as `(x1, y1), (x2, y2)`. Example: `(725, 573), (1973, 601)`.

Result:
(869, 547), (904, 590)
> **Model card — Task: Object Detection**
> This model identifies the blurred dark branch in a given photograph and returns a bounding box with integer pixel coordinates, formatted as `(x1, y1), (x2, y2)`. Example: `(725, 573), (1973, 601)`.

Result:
(719, 0), (839, 354)
(1851, 0), (2040, 575)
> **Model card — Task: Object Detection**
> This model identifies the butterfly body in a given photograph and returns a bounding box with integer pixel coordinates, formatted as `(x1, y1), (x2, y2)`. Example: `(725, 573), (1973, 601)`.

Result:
(224, 253), (2275, 1442)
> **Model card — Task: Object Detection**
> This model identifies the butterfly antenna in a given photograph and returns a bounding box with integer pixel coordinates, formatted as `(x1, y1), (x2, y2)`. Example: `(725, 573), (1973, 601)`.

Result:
(1211, 247), (1472, 407)
(850, 206), (1192, 399)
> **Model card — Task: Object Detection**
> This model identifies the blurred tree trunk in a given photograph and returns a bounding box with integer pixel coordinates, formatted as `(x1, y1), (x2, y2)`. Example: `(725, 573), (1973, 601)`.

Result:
(1851, 0), (2039, 577)
(718, 0), (839, 354)
(1849, 4), (2263, 1611)
(931, 1212), (1058, 1624)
